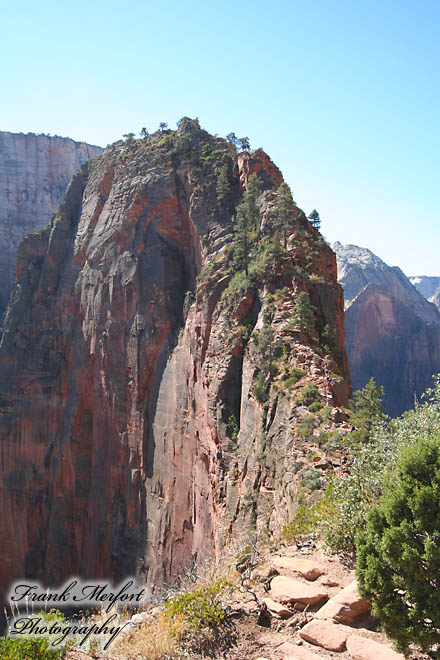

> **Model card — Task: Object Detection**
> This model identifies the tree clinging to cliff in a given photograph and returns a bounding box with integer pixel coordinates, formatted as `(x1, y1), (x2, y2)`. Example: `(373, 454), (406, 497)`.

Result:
(226, 133), (251, 152)
(273, 182), (297, 248)
(230, 173), (262, 275)
(308, 209), (321, 230)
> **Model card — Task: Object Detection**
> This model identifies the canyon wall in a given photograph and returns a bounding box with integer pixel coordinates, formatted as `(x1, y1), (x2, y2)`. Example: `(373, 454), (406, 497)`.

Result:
(0, 131), (102, 319)
(334, 242), (440, 416)
(0, 120), (350, 602)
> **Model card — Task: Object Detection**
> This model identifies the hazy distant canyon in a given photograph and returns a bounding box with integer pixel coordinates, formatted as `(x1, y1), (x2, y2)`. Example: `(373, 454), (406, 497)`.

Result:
(0, 131), (102, 319)
(334, 242), (440, 416)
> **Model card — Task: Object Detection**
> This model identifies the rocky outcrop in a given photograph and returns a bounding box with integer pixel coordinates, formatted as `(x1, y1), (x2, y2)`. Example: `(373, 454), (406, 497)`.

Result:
(314, 580), (370, 624)
(0, 119), (350, 604)
(334, 242), (440, 416)
(0, 131), (102, 319)
(410, 275), (440, 311)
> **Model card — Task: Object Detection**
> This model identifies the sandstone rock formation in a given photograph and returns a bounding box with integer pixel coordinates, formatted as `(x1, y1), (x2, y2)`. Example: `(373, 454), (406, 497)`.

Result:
(0, 131), (102, 319)
(0, 119), (350, 605)
(314, 580), (370, 624)
(270, 575), (328, 606)
(270, 557), (327, 581)
(300, 620), (348, 651)
(410, 275), (440, 311)
(334, 242), (440, 416)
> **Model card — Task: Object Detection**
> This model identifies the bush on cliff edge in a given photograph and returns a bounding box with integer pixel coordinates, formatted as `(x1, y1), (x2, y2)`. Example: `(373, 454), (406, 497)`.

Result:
(356, 435), (440, 657)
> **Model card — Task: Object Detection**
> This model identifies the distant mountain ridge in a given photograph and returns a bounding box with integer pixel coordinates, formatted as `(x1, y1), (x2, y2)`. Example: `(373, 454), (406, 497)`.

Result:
(334, 242), (440, 416)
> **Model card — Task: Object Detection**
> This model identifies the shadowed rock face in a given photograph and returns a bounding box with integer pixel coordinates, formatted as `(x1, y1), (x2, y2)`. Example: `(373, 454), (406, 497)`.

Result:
(0, 120), (350, 603)
(410, 275), (440, 311)
(334, 242), (440, 416)
(0, 131), (103, 319)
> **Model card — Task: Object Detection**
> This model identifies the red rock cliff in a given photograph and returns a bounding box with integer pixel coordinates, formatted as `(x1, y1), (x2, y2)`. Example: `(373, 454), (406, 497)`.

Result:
(0, 119), (350, 601)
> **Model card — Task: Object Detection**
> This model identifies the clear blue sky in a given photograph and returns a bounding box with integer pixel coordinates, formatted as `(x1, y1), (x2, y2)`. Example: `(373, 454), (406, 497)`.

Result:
(2, 0), (439, 275)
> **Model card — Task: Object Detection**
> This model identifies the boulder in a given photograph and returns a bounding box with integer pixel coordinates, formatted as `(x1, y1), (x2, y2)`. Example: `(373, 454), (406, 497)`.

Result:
(262, 597), (294, 618)
(314, 580), (370, 623)
(300, 619), (347, 651)
(270, 575), (328, 606)
(251, 561), (279, 581)
(346, 634), (405, 660)
(271, 556), (327, 580)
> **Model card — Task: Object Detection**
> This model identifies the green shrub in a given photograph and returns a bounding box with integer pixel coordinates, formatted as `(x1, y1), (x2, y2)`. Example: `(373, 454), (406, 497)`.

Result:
(222, 271), (252, 297)
(317, 377), (440, 555)
(164, 578), (231, 630)
(308, 401), (323, 412)
(297, 383), (320, 406)
(228, 413), (239, 444)
(316, 431), (329, 445)
(281, 503), (320, 544)
(0, 637), (64, 659)
(324, 430), (346, 453)
(253, 373), (268, 404)
(296, 415), (316, 439)
(283, 368), (306, 388)
(318, 405), (332, 423)
(319, 323), (336, 349)
(356, 436), (440, 656)
(301, 467), (323, 492)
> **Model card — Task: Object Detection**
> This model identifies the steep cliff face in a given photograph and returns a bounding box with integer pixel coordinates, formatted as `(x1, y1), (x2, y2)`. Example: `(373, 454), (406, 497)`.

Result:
(0, 131), (103, 319)
(0, 120), (350, 601)
(334, 242), (440, 416)
(410, 275), (440, 311)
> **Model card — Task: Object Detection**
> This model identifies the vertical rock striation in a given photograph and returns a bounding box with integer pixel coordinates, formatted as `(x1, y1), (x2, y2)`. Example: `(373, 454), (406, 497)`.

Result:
(0, 131), (102, 318)
(0, 120), (350, 604)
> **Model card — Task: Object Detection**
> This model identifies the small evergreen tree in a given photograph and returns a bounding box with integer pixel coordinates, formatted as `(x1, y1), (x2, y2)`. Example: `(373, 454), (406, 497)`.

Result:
(216, 164), (231, 205)
(350, 378), (387, 444)
(140, 127), (149, 139)
(274, 182), (297, 248)
(243, 173), (261, 231)
(262, 235), (285, 278)
(238, 136), (250, 151)
(226, 132), (239, 150)
(356, 436), (440, 656)
(294, 291), (315, 332)
(159, 122), (168, 131)
(231, 205), (251, 275)
(230, 174), (261, 276)
(122, 132), (136, 148)
(308, 209), (321, 230)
